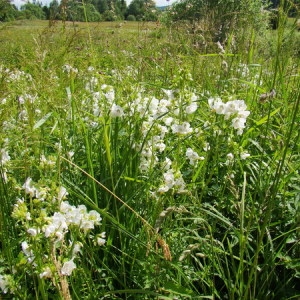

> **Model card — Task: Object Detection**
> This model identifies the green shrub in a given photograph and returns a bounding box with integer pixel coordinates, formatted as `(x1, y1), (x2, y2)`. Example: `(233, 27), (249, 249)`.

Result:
(126, 14), (136, 21)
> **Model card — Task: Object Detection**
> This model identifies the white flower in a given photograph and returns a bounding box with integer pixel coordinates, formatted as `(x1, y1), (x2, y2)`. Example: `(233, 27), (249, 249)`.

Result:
(57, 186), (68, 202)
(60, 201), (72, 213)
(240, 152), (250, 160)
(208, 97), (224, 114)
(185, 102), (198, 114)
(155, 141), (166, 152)
(110, 104), (124, 117)
(149, 97), (159, 116)
(158, 169), (175, 193)
(55, 231), (64, 241)
(208, 98), (250, 134)
(0, 275), (10, 294)
(21, 241), (30, 256)
(61, 259), (76, 276)
(237, 110), (250, 119)
(186, 148), (203, 166)
(171, 122), (193, 135)
(52, 212), (68, 230)
(163, 117), (173, 126)
(67, 151), (74, 159)
(97, 232), (106, 246)
(80, 219), (94, 231)
(44, 212), (68, 239)
(162, 89), (176, 100)
(231, 117), (247, 134)
(97, 237), (106, 246)
(226, 153), (234, 160)
(157, 185), (170, 193)
(139, 157), (151, 172)
(163, 169), (175, 189)
(22, 177), (36, 198)
(39, 267), (52, 279)
(72, 242), (82, 256)
(157, 125), (168, 137)
(225, 153), (235, 166)
(21, 241), (35, 263)
(63, 64), (78, 74)
(88, 210), (102, 224)
(158, 168), (186, 193)
(27, 227), (39, 236)
(173, 170), (186, 193)
(0, 149), (10, 165)
(162, 157), (172, 170)
(44, 224), (56, 238)
(203, 142), (210, 151)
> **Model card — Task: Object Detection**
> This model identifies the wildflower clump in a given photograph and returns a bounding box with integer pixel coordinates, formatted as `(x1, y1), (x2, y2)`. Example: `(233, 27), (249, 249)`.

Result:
(208, 98), (250, 135)
(3, 178), (106, 297)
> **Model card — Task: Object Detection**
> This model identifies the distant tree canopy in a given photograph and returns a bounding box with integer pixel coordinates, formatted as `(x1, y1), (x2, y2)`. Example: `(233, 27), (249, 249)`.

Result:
(1, 0), (298, 23)
(165, 0), (299, 41)
(0, 0), (18, 21)
(126, 0), (156, 21)
(0, 0), (160, 22)
(20, 2), (46, 19)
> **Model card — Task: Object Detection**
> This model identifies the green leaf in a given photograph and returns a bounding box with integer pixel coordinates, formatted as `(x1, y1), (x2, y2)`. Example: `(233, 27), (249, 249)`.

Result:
(163, 281), (194, 297)
(254, 108), (280, 126)
(33, 112), (52, 130)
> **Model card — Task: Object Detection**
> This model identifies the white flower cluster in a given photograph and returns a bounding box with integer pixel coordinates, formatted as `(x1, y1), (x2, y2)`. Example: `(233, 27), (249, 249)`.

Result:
(208, 98), (250, 135)
(129, 94), (171, 120)
(63, 64), (78, 74)
(185, 148), (205, 166)
(158, 158), (186, 194)
(83, 69), (124, 125)
(0, 148), (10, 165)
(171, 121), (193, 135)
(0, 274), (13, 294)
(44, 201), (102, 240)
(11, 178), (106, 280)
(129, 88), (198, 173)
(0, 148), (10, 182)
(2, 66), (33, 83)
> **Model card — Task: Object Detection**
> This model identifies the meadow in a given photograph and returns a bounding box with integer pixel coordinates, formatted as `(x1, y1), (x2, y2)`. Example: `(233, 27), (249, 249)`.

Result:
(0, 17), (299, 299)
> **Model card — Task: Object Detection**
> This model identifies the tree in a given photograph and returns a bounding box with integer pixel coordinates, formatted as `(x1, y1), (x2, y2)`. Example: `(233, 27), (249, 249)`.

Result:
(0, 0), (18, 21)
(115, 0), (126, 18)
(60, 0), (101, 22)
(20, 2), (46, 19)
(91, 0), (127, 20)
(42, 5), (50, 19)
(48, 0), (60, 20)
(93, 0), (109, 14)
(126, 0), (157, 21)
(166, 0), (269, 43)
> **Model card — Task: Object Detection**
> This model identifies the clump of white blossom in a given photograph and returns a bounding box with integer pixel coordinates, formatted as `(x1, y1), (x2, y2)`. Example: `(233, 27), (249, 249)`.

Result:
(186, 148), (205, 166)
(0, 274), (14, 294)
(2, 178), (106, 295)
(0, 148), (10, 182)
(157, 159), (186, 194)
(208, 97), (250, 135)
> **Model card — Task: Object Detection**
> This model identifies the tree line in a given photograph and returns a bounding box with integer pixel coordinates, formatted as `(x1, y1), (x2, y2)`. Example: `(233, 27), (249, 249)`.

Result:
(0, 0), (160, 22)
(0, 0), (298, 24)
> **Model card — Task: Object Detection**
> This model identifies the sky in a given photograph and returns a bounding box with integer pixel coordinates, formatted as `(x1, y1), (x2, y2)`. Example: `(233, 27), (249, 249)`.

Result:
(12, 0), (178, 8)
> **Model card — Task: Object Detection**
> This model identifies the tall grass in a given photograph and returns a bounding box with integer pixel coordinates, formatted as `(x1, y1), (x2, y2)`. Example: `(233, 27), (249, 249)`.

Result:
(0, 10), (299, 300)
